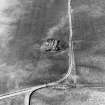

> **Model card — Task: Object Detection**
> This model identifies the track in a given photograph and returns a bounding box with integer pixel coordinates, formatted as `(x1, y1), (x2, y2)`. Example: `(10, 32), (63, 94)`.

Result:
(0, 0), (74, 104)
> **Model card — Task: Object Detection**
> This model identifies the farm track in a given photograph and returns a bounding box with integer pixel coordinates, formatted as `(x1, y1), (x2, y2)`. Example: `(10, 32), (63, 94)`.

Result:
(0, 0), (73, 101)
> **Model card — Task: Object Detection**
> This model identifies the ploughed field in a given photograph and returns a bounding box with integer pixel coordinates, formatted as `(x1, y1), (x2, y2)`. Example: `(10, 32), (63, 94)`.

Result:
(0, 0), (69, 95)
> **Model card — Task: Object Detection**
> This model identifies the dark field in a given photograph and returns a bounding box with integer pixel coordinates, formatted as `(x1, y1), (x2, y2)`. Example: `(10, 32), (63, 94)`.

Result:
(0, 0), (69, 95)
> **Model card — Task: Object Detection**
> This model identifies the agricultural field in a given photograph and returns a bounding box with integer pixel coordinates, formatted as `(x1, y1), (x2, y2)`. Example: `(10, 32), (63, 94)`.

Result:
(0, 0), (105, 105)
